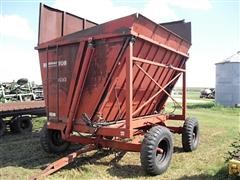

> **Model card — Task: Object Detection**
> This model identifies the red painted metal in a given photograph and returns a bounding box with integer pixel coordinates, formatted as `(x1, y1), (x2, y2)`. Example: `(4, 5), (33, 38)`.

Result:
(0, 101), (45, 117)
(64, 40), (95, 138)
(36, 4), (192, 177)
(0, 101), (45, 111)
(37, 5), (191, 139)
(38, 3), (97, 44)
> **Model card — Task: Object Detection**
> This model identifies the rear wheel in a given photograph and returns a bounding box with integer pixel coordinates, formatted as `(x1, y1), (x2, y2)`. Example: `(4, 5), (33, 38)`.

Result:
(182, 117), (199, 152)
(0, 119), (6, 137)
(140, 126), (173, 175)
(10, 116), (33, 133)
(40, 123), (70, 154)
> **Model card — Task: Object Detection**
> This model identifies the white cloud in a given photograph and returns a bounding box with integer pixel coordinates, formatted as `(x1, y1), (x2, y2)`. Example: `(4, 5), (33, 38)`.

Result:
(0, 15), (34, 40)
(141, 0), (177, 22)
(53, 0), (211, 25)
(169, 0), (211, 10)
(0, 44), (42, 84)
(0, 16), (39, 83)
(53, 0), (136, 23)
(53, 0), (179, 24)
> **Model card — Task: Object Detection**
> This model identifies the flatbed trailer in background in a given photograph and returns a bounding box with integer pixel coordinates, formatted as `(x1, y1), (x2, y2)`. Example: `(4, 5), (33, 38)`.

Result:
(0, 101), (46, 136)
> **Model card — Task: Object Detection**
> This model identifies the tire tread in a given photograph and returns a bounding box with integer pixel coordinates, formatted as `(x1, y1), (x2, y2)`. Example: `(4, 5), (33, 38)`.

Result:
(40, 123), (70, 154)
(182, 117), (199, 152)
(141, 126), (173, 175)
(10, 116), (32, 133)
(0, 119), (6, 136)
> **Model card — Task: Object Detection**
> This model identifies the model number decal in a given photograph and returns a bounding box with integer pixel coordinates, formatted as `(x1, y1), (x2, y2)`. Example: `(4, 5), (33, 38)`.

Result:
(58, 77), (67, 83)
(43, 60), (67, 68)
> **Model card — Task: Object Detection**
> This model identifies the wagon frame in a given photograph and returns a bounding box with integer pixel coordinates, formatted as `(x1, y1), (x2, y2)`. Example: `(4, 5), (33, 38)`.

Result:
(45, 34), (187, 147)
(33, 3), (199, 178)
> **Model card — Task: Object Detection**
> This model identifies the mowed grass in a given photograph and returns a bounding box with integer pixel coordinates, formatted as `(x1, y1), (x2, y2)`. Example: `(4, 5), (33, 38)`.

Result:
(0, 103), (239, 180)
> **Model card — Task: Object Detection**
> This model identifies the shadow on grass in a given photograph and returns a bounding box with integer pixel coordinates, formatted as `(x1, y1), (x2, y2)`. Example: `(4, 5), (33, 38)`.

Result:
(59, 150), (147, 178)
(0, 130), (235, 179)
(107, 164), (237, 179)
(0, 130), (122, 171)
(174, 146), (184, 154)
(0, 130), (82, 169)
(107, 164), (145, 178)
(177, 166), (237, 180)
(74, 150), (146, 178)
(0, 130), (146, 177)
(63, 149), (115, 169)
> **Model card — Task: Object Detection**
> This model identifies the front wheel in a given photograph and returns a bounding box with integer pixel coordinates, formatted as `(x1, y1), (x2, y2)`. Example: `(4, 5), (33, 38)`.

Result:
(182, 117), (200, 152)
(140, 126), (173, 176)
(40, 123), (70, 154)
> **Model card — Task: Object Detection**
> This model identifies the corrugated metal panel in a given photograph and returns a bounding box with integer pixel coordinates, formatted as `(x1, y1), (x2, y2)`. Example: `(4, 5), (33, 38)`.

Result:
(38, 3), (97, 44)
(37, 13), (190, 124)
(215, 61), (240, 107)
(160, 20), (191, 44)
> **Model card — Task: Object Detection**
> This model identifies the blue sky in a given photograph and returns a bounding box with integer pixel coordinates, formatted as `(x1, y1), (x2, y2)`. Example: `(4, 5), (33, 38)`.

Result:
(0, 0), (239, 87)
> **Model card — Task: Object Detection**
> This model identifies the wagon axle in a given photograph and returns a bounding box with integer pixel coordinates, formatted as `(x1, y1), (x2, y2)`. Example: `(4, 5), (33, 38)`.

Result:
(156, 147), (164, 154)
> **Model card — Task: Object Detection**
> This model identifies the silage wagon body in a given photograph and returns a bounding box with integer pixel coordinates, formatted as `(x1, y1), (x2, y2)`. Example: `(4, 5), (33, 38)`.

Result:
(35, 4), (199, 178)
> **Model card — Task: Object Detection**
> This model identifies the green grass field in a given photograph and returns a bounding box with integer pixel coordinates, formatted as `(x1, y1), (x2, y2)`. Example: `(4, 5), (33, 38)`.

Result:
(0, 101), (239, 180)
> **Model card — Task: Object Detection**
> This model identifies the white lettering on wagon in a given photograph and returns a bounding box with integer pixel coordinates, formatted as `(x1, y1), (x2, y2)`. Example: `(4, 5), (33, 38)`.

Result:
(49, 112), (56, 117)
(58, 77), (67, 83)
(120, 131), (125, 136)
(43, 60), (67, 68)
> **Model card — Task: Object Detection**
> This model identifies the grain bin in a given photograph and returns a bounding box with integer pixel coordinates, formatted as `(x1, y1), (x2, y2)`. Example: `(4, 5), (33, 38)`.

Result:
(215, 51), (240, 107)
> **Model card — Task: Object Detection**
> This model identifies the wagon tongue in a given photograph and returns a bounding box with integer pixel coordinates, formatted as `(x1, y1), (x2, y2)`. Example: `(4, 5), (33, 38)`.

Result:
(30, 144), (96, 180)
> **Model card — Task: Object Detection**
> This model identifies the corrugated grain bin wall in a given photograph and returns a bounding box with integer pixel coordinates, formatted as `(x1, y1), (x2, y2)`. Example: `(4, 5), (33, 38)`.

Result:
(215, 52), (240, 107)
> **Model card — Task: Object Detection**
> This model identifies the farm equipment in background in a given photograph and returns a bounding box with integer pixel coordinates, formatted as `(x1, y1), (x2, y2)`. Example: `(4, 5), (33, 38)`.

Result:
(200, 88), (215, 99)
(0, 79), (45, 137)
(0, 78), (44, 102)
(33, 3), (199, 178)
(0, 101), (45, 137)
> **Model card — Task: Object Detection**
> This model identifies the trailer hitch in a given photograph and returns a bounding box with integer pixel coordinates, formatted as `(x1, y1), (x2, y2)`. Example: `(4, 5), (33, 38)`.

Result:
(82, 113), (117, 128)
(30, 144), (96, 180)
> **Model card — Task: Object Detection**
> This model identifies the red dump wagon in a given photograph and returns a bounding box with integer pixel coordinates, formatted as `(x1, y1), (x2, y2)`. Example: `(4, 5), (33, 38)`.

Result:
(35, 4), (199, 177)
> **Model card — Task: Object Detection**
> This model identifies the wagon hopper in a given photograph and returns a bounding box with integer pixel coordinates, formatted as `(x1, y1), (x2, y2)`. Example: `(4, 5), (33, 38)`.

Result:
(34, 3), (199, 178)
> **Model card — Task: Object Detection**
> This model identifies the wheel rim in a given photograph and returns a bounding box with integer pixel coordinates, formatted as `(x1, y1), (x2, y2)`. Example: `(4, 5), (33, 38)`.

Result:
(155, 138), (170, 165)
(51, 131), (65, 146)
(20, 119), (30, 129)
(192, 126), (198, 145)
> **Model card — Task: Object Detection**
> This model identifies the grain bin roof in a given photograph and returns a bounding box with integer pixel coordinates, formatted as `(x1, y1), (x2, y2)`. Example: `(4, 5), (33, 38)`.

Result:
(216, 51), (240, 64)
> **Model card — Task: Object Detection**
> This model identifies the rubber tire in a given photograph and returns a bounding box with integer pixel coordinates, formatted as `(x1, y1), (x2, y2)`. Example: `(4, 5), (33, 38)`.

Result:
(40, 123), (70, 154)
(10, 116), (33, 133)
(140, 126), (173, 176)
(0, 119), (6, 137)
(182, 117), (200, 152)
